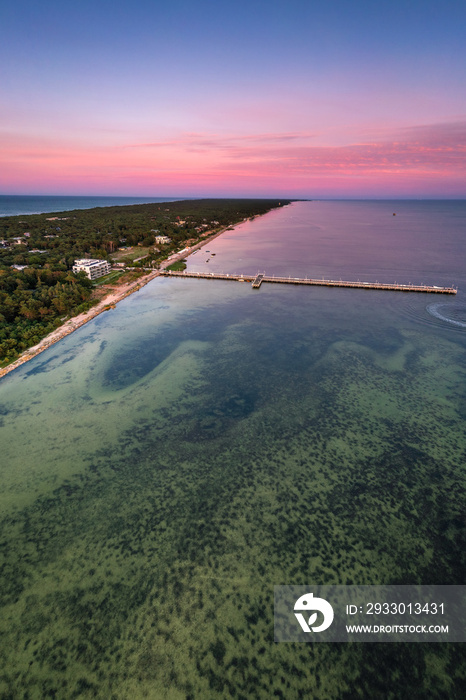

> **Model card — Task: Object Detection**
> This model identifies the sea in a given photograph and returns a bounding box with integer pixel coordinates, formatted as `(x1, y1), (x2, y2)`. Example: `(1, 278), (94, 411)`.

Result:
(0, 199), (465, 698)
(0, 195), (185, 218)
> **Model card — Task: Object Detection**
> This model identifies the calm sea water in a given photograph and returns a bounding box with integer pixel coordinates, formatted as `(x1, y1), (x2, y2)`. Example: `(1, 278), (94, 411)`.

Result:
(0, 195), (185, 217)
(0, 201), (465, 698)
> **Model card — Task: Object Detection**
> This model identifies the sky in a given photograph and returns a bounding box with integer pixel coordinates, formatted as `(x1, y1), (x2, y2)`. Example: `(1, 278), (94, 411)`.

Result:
(1, 0), (465, 198)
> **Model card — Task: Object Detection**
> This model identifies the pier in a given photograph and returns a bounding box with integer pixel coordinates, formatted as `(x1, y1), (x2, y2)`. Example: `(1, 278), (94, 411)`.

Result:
(160, 270), (457, 294)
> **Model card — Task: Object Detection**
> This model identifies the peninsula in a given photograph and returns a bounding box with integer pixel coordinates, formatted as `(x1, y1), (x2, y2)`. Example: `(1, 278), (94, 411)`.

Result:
(0, 199), (291, 377)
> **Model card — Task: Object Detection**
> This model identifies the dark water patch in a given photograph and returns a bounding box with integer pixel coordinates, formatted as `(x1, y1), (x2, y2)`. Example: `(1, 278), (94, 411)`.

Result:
(102, 326), (182, 389)
(184, 392), (257, 442)
(23, 345), (81, 377)
(24, 352), (62, 376)
(217, 392), (256, 419)
(360, 326), (405, 356)
(0, 402), (30, 418)
(101, 307), (233, 389)
(102, 288), (348, 392)
(457, 397), (466, 421)
(97, 339), (108, 356)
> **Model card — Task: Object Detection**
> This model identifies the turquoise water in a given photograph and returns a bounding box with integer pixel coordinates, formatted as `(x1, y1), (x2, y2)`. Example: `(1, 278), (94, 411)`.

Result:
(1, 201), (465, 698)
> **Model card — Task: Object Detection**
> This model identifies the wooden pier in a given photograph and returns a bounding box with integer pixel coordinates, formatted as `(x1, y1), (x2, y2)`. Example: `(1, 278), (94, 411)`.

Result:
(160, 270), (457, 294)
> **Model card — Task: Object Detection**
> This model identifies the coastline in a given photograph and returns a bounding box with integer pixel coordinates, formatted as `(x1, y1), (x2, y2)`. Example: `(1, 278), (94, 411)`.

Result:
(0, 225), (233, 380)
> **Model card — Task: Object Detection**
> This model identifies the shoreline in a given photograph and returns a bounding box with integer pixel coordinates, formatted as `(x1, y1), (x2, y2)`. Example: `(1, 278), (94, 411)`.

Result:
(0, 225), (234, 380)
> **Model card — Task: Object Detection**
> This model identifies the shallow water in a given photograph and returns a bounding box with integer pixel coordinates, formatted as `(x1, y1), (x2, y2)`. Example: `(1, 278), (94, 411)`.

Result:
(1, 201), (465, 698)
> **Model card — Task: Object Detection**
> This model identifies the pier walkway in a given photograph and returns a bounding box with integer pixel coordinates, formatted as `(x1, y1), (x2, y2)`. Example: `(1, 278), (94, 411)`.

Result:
(160, 270), (457, 295)
(252, 273), (264, 288)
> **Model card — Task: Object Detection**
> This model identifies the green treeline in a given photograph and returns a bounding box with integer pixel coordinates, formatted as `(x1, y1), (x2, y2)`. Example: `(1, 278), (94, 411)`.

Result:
(0, 199), (292, 363)
(0, 268), (94, 362)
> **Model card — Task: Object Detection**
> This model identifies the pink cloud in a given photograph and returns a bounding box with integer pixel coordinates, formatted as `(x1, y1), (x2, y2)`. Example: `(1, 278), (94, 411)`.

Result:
(1, 121), (465, 196)
(124, 131), (318, 151)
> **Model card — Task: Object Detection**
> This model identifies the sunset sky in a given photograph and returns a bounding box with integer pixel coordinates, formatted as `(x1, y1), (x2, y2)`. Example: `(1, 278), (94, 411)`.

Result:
(1, 0), (465, 197)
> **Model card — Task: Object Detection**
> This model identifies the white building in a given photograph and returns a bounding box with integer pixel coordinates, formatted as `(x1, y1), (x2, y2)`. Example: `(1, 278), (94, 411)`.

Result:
(72, 259), (111, 280)
(154, 235), (171, 244)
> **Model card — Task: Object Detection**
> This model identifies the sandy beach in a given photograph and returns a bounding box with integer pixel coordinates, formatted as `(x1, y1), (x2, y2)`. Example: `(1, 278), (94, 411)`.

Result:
(0, 225), (232, 380)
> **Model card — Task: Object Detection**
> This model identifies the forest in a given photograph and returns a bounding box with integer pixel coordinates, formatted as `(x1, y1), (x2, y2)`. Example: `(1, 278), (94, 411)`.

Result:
(0, 199), (291, 364)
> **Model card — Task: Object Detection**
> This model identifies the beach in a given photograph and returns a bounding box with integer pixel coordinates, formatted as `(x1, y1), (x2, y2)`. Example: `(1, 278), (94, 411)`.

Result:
(0, 225), (232, 380)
